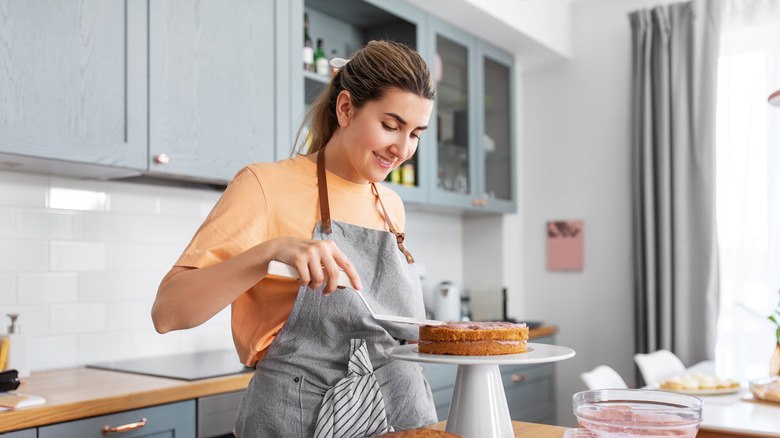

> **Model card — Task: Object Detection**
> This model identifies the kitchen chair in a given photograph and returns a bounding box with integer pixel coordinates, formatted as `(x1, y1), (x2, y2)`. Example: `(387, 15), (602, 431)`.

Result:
(580, 365), (629, 390)
(633, 349), (686, 386)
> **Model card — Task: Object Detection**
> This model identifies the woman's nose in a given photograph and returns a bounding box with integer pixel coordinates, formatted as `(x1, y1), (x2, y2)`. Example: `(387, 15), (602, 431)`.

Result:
(390, 136), (413, 160)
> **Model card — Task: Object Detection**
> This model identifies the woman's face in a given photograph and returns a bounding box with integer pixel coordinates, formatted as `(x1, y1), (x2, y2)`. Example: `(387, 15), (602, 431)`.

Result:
(329, 87), (434, 184)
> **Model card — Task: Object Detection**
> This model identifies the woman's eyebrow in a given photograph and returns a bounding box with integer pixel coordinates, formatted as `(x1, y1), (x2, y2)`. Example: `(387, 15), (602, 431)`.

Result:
(385, 112), (428, 131)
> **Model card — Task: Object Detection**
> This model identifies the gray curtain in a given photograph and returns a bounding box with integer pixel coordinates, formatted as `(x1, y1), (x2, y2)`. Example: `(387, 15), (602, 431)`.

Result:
(629, 0), (723, 369)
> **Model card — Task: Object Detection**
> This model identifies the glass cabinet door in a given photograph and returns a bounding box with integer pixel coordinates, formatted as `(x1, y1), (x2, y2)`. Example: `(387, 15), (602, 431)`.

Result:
(479, 43), (515, 212)
(428, 18), (477, 209)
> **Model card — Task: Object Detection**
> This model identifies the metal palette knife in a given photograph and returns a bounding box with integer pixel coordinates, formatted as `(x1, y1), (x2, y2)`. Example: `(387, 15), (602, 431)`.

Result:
(267, 260), (444, 326)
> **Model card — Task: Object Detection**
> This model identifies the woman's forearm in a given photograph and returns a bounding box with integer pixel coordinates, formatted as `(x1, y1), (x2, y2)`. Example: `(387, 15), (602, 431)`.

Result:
(151, 243), (274, 333)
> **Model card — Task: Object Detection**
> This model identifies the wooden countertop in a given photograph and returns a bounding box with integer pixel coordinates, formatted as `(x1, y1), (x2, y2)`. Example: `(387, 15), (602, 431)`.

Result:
(428, 420), (570, 437)
(529, 324), (557, 339)
(0, 325), (558, 433)
(0, 367), (253, 432)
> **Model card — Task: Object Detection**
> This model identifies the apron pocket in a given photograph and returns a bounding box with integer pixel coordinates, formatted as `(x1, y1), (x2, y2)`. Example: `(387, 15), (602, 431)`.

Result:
(300, 376), (329, 437)
(373, 360), (438, 430)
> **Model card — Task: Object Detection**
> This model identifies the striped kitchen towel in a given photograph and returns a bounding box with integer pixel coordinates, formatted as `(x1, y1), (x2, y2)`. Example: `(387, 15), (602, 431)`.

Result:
(313, 338), (393, 438)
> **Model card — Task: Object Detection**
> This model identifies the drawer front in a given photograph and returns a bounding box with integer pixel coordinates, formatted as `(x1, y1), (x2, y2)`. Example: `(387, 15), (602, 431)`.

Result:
(501, 363), (556, 423)
(198, 390), (245, 438)
(38, 400), (195, 438)
(0, 429), (36, 438)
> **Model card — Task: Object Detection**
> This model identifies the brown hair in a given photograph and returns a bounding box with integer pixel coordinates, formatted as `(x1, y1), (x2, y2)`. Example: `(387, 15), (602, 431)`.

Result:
(294, 40), (435, 155)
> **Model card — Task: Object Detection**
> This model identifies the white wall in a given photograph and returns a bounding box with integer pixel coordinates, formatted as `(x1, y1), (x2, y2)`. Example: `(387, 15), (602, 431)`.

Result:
(518, 0), (668, 426)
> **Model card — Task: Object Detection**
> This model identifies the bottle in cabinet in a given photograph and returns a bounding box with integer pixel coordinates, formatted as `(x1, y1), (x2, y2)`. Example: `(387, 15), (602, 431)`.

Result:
(315, 38), (329, 76)
(303, 13), (314, 72)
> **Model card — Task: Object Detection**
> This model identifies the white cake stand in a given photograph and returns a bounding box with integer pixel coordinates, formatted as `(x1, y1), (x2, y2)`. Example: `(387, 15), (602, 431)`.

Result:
(388, 343), (575, 438)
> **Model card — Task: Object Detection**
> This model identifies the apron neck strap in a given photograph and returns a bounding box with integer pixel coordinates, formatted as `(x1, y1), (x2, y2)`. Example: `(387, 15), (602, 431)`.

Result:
(316, 150), (332, 234)
(370, 182), (415, 264)
(315, 150), (415, 264)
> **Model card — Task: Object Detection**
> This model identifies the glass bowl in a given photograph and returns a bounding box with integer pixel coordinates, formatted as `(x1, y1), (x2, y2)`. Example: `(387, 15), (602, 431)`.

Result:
(749, 376), (780, 404)
(572, 389), (703, 437)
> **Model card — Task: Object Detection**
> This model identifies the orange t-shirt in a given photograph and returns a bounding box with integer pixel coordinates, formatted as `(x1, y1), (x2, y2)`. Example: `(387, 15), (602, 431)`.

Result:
(174, 154), (406, 366)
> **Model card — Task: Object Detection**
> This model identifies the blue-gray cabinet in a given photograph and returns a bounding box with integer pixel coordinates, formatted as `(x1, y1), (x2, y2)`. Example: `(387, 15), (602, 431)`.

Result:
(148, 0), (276, 182)
(0, 429), (36, 438)
(37, 400), (195, 438)
(0, 0), (276, 184)
(0, 0), (147, 173)
(289, 0), (517, 213)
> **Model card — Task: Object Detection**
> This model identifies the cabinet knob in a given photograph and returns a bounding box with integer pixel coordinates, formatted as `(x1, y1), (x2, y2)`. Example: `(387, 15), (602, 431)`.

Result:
(102, 418), (147, 434)
(472, 198), (480, 206)
(155, 153), (170, 165)
(511, 374), (528, 383)
(480, 199), (487, 207)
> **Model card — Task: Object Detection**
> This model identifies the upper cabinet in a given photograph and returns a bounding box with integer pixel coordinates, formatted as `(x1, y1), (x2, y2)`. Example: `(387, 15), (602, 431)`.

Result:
(291, 0), (516, 213)
(0, 0), (515, 212)
(290, 0), (429, 204)
(148, 0), (276, 182)
(477, 42), (516, 213)
(0, 0), (147, 172)
(427, 17), (516, 213)
(0, 0), (275, 184)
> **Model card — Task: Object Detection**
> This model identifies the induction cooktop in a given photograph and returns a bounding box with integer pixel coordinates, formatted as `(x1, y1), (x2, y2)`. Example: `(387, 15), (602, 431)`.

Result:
(88, 350), (253, 381)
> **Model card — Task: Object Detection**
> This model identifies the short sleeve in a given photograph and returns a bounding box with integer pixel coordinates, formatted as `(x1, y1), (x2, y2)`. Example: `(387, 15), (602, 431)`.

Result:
(175, 166), (268, 268)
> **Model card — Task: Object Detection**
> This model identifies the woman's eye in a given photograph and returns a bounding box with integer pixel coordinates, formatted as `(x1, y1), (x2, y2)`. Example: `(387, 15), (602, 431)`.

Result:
(381, 122), (397, 131)
(411, 132), (421, 140)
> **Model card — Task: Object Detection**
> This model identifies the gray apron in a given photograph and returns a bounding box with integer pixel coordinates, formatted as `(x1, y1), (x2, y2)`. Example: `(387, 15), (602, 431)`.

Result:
(234, 152), (437, 437)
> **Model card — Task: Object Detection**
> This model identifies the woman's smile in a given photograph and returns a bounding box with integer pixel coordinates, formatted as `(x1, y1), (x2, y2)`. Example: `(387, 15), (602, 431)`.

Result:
(373, 152), (397, 169)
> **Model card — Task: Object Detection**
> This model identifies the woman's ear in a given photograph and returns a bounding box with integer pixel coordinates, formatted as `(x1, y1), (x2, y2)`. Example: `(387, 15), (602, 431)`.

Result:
(335, 90), (352, 126)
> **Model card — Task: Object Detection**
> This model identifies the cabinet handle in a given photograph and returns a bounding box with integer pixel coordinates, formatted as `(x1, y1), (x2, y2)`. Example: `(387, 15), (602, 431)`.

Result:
(101, 418), (147, 434)
(511, 374), (527, 383)
(155, 153), (170, 165)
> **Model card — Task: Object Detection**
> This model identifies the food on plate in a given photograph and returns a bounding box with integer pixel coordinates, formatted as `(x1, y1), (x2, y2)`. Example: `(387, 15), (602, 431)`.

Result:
(750, 376), (780, 403)
(659, 373), (739, 391)
(376, 429), (462, 437)
(418, 321), (528, 356)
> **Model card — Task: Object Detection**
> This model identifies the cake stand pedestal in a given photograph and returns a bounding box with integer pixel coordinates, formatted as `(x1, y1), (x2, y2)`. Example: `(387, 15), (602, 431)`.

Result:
(388, 343), (575, 438)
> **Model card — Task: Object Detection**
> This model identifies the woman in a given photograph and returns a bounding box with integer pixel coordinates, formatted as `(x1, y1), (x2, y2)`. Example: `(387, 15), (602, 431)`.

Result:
(151, 40), (438, 437)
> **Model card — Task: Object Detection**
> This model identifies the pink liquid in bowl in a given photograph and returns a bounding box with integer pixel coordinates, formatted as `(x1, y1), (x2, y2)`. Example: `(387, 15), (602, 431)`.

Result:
(573, 390), (703, 437)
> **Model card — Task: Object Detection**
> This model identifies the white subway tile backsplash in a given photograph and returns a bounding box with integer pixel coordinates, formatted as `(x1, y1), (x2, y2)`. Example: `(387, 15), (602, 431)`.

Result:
(18, 273), (78, 304)
(50, 241), (106, 272)
(0, 305), (50, 336)
(106, 301), (152, 331)
(79, 212), (201, 245)
(0, 240), (48, 272)
(29, 335), (78, 371)
(105, 242), (180, 272)
(108, 184), (159, 215)
(16, 208), (78, 240)
(0, 206), (14, 238)
(79, 272), (138, 302)
(79, 331), (136, 364)
(0, 274), (16, 305)
(0, 171), (47, 208)
(50, 303), (107, 335)
(158, 187), (213, 218)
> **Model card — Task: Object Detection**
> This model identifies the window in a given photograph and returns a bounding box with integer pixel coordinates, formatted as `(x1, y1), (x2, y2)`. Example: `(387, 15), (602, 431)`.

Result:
(715, 21), (780, 378)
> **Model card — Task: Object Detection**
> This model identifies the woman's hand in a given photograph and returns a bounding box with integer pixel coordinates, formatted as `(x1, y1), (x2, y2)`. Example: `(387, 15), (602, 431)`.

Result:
(268, 236), (363, 295)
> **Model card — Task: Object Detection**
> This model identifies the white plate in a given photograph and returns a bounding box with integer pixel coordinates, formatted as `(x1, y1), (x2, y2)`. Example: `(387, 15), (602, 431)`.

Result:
(651, 385), (742, 396)
(387, 342), (575, 366)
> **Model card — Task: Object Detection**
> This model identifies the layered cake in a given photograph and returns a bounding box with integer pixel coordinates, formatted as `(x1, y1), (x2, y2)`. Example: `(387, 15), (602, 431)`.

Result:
(418, 321), (529, 356)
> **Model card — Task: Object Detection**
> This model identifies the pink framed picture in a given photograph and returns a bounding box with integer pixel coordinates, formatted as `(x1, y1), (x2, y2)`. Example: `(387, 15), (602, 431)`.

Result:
(547, 220), (584, 271)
